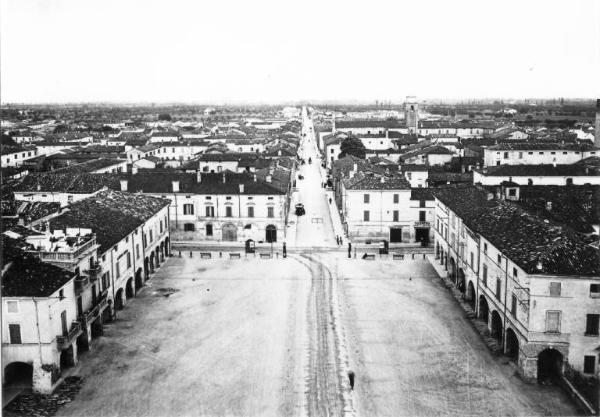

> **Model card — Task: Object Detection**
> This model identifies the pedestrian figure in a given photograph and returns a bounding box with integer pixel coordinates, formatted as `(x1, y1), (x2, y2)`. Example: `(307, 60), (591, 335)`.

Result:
(348, 371), (355, 390)
(190, 251), (193, 258)
(178, 251), (182, 258)
(340, 237), (343, 245)
(283, 242), (287, 258)
(348, 242), (352, 258)
(329, 198), (332, 204)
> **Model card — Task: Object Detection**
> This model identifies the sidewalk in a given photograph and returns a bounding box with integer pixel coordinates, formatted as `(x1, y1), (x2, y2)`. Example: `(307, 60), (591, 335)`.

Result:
(426, 255), (503, 356)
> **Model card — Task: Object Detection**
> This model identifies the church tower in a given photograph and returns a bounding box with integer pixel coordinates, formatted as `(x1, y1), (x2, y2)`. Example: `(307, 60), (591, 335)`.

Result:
(404, 96), (419, 134)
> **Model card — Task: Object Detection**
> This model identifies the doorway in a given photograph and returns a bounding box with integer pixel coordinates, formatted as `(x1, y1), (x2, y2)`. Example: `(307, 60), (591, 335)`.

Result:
(390, 227), (402, 243)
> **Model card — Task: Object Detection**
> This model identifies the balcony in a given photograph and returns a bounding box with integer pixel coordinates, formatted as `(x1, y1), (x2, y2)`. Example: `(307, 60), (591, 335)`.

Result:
(79, 293), (109, 326)
(57, 321), (83, 350)
(74, 275), (91, 295)
(528, 331), (570, 344)
(84, 263), (102, 281)
(34, 236), (98, 262)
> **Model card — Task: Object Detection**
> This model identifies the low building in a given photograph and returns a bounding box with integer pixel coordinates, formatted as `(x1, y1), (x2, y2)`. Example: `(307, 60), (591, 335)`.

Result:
(473, 162), (600, 186)
(1, 146), (39, 167)
(483, 142), (598, 167)
(433, 186), (600, 384)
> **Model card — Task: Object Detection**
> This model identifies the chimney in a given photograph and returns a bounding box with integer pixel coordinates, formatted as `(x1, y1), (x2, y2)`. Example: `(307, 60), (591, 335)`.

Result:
(546, 201), (553, 211)
(120, 179), (128, 191)
(239, 184), (244, 193)
(253, 174), (257, 182)
(380, 176), (385, 183)
(132, 165), (138, 174)
(353, 163), (358, 173)
(172, 180), (180, 192)
(222, 173), (226, 183)
(266, 175), (272, 183)
(196, 171), (202, 183)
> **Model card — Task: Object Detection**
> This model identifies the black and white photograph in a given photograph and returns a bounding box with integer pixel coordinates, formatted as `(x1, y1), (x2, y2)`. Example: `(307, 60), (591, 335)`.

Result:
(1, 0), (599, 416)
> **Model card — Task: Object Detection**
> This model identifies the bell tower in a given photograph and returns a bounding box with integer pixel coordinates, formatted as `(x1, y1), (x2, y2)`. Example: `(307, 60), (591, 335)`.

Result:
(404, 96), (419, 134)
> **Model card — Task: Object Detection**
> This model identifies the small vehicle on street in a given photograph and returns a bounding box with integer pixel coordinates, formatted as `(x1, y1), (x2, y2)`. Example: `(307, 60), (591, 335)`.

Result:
(295, 203), (305, 216)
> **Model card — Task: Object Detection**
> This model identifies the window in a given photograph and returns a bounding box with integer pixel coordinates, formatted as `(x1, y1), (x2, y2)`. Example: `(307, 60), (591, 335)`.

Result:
(584, 356), (596, 374)
(419, 211), (426, 221)
(528, 178), (533, 185)
(483, 243), (488, 254)
(116, 262), (120, 278)
(136, 244), (140, 260)
(149, 230), (153, 242)
(511, 294), (517, 317)
(59, 289), (64, 300)
(247, 206), (254, 217)
(508, 188), (516, 197)
(184, 223), (195, 232)
(566, 178), (573, 185)
(226, 206), (233, 217)
(495, 278), (501, 300)
(393, 194), (399, 204)
(226, 196), (232, 200)
(528, 152), (533, 155)
(206, 224), (213, 236)
(126, 252), (131, 268)
(419, 200), (426, 208)
(267, 207), (274, 218)
(513, 267), (518, 278)
(545, 311), (561, 333)
(160, 221), (163, 233)
(549, 282), (561, 297)
(363, 210), (370, 221)
(364, 194), (370, 204)
(8, 324), (21, 344)
(497, 254), (502, 265)
(590, 284), (600, 298)
(470, 252), (474, 268)
(586, 314), (599, 336)
(205, 206), (214, 217)
(183, 204), (194, 215)
(482, 265), (488, 286)
(518, 152), (523, 159)
(6, 301), (18, 313)
(503, 152), (508, 159)
(539, 152), (544, 155)
(393, 210), (399, 222)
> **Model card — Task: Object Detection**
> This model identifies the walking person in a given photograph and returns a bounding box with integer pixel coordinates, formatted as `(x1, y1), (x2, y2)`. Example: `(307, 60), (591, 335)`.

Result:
(340, 236), (343, 245)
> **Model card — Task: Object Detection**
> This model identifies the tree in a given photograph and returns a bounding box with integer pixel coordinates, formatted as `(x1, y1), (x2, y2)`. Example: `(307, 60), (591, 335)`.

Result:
(158, 113), (172, 121)
(339, 136), (366, 159)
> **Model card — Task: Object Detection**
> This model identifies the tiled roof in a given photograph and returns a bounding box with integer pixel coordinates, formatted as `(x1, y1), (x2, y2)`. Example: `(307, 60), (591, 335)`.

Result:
(1, 234), (76, 297)
(51, 158), (127, 174)
(198, 152), (257, 162)
(343, 172), (410, 190)
(336, 120), (405, 129)
(15, 172), (120, 194)
(433, 186), (600, 276)
(50, 190), (170, 253)
(410, 188), (435, 200)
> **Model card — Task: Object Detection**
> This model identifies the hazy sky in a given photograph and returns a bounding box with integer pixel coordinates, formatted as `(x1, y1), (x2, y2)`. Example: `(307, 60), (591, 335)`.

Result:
(1, 0), (599, 103)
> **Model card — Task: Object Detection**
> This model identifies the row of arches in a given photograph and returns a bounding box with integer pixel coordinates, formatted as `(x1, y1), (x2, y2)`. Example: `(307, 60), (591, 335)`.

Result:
(441, 250), (565, 383)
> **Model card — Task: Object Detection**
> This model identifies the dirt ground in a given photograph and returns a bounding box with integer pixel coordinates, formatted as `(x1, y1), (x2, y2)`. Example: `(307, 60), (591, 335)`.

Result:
(56, 256), (310, 417)
(327, 253), (580, 417)
(53, 251), (581, 417)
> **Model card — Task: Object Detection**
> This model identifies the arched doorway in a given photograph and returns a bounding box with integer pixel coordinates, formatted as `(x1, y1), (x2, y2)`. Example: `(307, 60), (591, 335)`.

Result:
(457, 268), (466, 293)
(449, 257), (456, 281)
(266, 225), (277, 243)
(159, 242), (165, 262)
(4, 362), (33, 389)
(479, 295), (489, 323)
(165, 237), (170, 257)
(538, 349), (564, 382)
(126, 278), (134, 299)
(155, 247), (160, 267)
(115, 288), (124, 310)
(149, 253), (155, 273)
(222, 223), (237, 241)
(491, 310), (503, 344)
(60, 345), (76, 370)
(144, 257), (149, 280)
(466, 281), (476, 309)
(505, 328), (519, 361)
(135, 268), (143, 291)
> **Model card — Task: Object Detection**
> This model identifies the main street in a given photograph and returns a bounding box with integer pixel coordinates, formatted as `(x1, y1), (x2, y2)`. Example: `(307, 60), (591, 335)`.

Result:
(54, 109), (578, 417)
